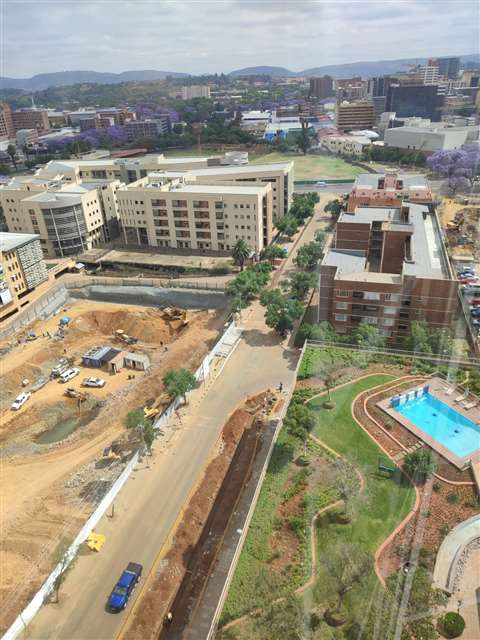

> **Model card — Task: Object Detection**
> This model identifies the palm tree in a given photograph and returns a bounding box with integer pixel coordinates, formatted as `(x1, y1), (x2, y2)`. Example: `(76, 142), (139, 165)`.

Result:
(232, 239), (251, 271)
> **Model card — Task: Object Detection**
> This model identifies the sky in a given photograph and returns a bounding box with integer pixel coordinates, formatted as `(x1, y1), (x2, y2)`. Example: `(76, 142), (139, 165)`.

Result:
(1, 0), (479, 77)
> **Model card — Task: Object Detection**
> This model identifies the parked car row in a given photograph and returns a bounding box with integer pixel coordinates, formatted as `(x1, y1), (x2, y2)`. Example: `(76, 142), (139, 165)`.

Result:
(460, 268), (480, 337)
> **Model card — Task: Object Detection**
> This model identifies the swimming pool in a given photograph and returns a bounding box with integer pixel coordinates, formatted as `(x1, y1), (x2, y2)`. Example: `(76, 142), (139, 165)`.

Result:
(395, 392), (480, 459)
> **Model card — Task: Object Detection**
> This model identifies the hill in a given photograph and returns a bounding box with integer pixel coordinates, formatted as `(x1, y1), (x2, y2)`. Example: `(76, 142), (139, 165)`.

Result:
(0, 69), (189, 91)
(228, 66), (295, 78)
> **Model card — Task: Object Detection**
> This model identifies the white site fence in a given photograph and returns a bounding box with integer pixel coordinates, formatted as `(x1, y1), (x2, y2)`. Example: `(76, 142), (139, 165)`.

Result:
(2, 319), (240, 640)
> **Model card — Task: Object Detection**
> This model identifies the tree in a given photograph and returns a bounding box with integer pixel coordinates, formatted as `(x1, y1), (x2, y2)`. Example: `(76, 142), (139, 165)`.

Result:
(256, 592), (305, 640)
(163, 368), (197, 404)
(329, 458), (359, 518)
(297, 321), (336, 344)
(126, 409), (147, 430)
(142, 421), (155, 454)
(427, 145), (480, 194)
(232, 239), (251, 271)
(260, 244), (287, 263)
(284, 402), (316, 439)
(226, 264), (271, 309)
(275, 214), (299, 239)
(351, 323), (386, 350)
(260, 289), (303, 335)
(294, 241), (324, 269)
(295, 117), (314, 155)
(283, 270), (316, 301)
(325, 199), (343, 218)
(7, 144), (17, 170)
(439, 612), (465, 638)
(403, 448), (437, 483)
(51, 537), (76, 603)
(404, 321), (453, 356)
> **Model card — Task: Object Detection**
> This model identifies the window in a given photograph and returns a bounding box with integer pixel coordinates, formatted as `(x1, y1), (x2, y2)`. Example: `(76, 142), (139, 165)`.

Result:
(384, 293), (400, 302)
(152, 199), (166, 207)
(336, 290), (350, 298)
(384, 307), (397, 315)
(352, 291), (364, 299)
(335, 302), (348, 310)
(363, 317), (378, 325)
(364, 292), (380, 301)
(382, 318), (395, 326)
(334, 314), (348, 321)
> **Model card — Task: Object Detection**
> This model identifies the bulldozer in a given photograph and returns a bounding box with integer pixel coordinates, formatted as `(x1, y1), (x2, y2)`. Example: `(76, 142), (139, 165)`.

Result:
(143, 405), (160, 420)
(162, 307), (189, 326)
(64, 388), (89, 403)
(114, 329), (138, 345)
(100, 446), (122, 465)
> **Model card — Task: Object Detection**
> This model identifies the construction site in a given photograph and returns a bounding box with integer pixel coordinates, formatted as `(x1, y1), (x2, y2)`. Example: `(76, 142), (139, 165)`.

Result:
(441, 196), (480, 265)
(0, 295), (228, 634)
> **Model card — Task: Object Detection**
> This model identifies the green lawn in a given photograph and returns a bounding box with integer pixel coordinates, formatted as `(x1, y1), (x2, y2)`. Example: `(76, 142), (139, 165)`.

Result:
(221, 374), (415, 628)
(250, 152), (364, 181)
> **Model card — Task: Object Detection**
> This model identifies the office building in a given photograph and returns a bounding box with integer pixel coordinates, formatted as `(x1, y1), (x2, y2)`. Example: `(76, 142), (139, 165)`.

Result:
(124, 117), (171, 141)
(347, 172), (433, 212)
(318, 180), (458, 342)
(11, 109), (50, 133)
(181, 85), (211, 100)
(16, 129), (39, 147)
(336, 101), (375, 131)
(321, 134), (371, 156)
(436, 57), (461, 80)
(385, 84), (443, 121)
(46, 111), (67, 128)
(117, 174), (272, 253)
(0, 176), (123, 257)
(309, 76), (334, 99)
(0, 232), (48, 322)
(384, 125), (473, 152)
(0, 102), (15, 142)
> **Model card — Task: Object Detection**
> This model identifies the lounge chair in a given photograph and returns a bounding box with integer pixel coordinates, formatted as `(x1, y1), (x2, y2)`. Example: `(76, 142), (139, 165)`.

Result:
(463, 400), (478, 411)
(455, 393), (467, 403)
(443, 387), (454, 396)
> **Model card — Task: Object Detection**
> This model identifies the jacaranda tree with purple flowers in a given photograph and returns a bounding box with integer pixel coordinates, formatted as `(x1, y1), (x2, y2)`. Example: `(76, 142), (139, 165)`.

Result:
(427, 144), (480, 194)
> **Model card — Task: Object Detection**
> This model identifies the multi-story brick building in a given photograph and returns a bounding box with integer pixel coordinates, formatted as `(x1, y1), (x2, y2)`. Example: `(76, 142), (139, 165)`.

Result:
(0, 232), (48, 322)
(11, 109), (50, 133)
(335, 101), (375, 131)
(0, 102), (15, 143)
(319, 197), (458, 343)
(117, 174), (272, 253)
(346, 172), (433, 212)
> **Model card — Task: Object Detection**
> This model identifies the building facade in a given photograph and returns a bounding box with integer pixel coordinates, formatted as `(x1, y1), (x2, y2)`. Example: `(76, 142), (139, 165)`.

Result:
(321, 134), (371, 156)
(335, 101), (375, 131)
(0, 102), (15, 142)
(11, 109), (50, 133)
(346, 172), (433, 212)
(0, 232), (48, 322)
(124, 117), (171, 141)
(181, 85), (211, 100)
(117, 175), (273, 254)
(309, 76), (334, 99)
(385, 84), (443, 121)
(319, 194), (458, 343)
(384, 125), (471, 152)
(16, 128), (39, 147)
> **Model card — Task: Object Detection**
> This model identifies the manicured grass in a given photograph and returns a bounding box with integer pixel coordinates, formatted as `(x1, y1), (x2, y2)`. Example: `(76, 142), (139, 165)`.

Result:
(221, 374), (415, 627)
(250, 152), (364, 180)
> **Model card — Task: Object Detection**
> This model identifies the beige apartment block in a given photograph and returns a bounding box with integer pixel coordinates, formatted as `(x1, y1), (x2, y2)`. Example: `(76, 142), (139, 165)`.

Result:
(0, 232), (48, 322)
(116, 175), (273, 254)
(0, 177), (123, 257)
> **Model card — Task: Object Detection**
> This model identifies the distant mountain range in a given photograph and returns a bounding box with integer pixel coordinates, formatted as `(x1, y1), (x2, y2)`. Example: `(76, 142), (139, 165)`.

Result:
(0, 69), (190, 91)
(1, 54), (478, 91)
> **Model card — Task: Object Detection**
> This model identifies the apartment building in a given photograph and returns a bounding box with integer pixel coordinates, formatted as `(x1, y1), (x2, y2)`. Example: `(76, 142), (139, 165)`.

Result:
(124, 117), (171, 141)
(116, 174), (272, 254)
(335, 101), (375, 131)
(321, 134), (371, 156)
(347, 172), (433, 212)
(16, 128), (39, 147)
(181, 85), (211, 100)
(319, 202), (458, 343)
(0, 232), (48, 322)
(0, 176), (123, 257)
(12, 109), (50, 133)
(309, 76), (334, 99)
(0, 102), (15, 143)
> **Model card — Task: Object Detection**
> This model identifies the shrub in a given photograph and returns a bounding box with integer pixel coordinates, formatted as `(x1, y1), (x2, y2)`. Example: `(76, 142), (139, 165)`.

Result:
(211, 261), (231, 275)
(432, 482), (442, 493)
(439, 611), (465, 638)
(403, 448), (437, 483)
(447, 492), (460, 504)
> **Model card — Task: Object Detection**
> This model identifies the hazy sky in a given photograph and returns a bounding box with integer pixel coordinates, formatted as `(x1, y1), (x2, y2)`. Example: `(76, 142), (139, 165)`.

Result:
(2, 0), (479, 77)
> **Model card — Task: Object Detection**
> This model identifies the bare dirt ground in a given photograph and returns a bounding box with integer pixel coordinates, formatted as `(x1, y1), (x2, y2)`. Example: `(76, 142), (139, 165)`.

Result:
(0, 299), (226, 633)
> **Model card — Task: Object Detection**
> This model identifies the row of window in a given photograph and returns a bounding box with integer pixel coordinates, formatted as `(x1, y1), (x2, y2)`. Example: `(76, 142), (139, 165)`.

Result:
(335, 290), (401, 302)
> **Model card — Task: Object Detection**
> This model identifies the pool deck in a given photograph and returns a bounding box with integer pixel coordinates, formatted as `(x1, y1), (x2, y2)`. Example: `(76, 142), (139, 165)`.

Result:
(377, 376), (480, 470)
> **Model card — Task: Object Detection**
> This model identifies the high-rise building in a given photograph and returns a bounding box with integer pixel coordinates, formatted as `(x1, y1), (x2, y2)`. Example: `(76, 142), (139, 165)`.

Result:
(335, 101), (375, 131)
(436, 57), (461, 80)
(309, 76), (334, 99)
(11, 109), (50, 133)
(0, 102), (15, 142)
(181, 85), (211, 100)
(385, 84), (443, 121)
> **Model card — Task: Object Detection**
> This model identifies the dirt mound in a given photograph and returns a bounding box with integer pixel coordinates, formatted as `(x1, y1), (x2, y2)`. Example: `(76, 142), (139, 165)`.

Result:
(70, 309), (174, 344)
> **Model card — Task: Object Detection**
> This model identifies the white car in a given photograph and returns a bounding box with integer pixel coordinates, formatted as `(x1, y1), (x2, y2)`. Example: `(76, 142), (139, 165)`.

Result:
(59, 367), (80, 383)
(316, 181), (327, 188)
(11, 392), (32, 411)
(82, 377), (105, 388)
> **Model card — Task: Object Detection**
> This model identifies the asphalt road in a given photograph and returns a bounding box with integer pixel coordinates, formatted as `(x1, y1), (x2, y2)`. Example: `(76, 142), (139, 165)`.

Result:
(24, 203), (327, 640)
(294, 180), (353, 194)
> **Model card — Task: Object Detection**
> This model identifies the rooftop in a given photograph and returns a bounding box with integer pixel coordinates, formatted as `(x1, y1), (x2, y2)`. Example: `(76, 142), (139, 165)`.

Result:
(353, 173), (430, 191)
(0, 232), (40, 252)
(187, 162), (293, 176)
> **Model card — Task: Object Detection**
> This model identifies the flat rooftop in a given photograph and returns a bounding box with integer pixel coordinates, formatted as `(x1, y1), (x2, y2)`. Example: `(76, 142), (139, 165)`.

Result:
(322, 248), (367, 275)
(0, 231), (39, 252)
(353, 173), (429, 190)
(187, 162), (293, 176)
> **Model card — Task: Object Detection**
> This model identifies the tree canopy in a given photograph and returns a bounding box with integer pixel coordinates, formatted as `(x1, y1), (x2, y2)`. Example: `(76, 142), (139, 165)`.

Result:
(162, 368), (197, 403)
(232, 239), (251, 271)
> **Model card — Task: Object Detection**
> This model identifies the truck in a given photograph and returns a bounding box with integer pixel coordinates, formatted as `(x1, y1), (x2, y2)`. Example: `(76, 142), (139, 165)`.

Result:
(107, 562), (143, 612)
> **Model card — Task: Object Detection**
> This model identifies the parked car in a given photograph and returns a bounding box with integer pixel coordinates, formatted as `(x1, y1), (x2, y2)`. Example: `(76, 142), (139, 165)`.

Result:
(51, 359), (69, 378)
(107, 563), (143, 612)
(11, 391), (32, 411)
(316, 181), (327, 188)
(470, 308), (480, 317)
(59, 367), (80, 383)
(82, 377), (105, 388)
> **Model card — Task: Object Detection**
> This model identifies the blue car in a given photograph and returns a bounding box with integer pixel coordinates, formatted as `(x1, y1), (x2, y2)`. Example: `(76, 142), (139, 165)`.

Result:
(107, 562), (142, 612)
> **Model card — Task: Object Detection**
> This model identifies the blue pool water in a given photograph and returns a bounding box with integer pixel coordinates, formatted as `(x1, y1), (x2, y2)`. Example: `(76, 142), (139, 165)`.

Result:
(395, 392), (480, 458)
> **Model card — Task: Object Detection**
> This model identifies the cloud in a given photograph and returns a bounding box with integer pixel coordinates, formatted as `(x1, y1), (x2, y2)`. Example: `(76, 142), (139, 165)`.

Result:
(2, 0), (478, 76)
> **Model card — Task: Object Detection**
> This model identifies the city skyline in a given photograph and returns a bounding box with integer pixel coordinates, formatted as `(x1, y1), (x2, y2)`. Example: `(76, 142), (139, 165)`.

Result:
(2, 0), (478, 77)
